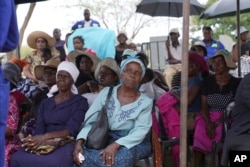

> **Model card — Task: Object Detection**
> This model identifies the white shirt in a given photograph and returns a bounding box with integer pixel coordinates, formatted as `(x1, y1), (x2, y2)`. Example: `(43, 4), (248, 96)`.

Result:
(164, 42), (182, 62)
(84, 20), (91, 27)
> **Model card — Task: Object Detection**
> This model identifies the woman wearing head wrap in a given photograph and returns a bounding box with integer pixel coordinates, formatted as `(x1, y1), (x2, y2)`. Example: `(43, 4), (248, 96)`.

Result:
(10, 62), (89, 167)
(193, 50), (241, 167)
(74, 56), (153, 167)
(156, 52), (209, 167)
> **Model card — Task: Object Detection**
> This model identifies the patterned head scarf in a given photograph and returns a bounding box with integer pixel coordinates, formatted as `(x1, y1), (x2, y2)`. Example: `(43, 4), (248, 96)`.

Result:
(120, 56), (146, 78)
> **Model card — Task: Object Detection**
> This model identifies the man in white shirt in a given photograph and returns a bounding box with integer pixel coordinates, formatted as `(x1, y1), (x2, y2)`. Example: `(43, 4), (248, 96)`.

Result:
(71, 9), (101, 31)
(163, 28), (182, 88)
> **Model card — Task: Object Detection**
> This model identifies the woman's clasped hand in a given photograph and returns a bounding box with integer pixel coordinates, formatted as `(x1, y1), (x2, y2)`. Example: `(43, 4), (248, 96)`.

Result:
(21, 134), (47, 153)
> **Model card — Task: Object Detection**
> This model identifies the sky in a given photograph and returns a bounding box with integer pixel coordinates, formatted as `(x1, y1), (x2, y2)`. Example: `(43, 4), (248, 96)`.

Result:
(16, 0), (208, 46)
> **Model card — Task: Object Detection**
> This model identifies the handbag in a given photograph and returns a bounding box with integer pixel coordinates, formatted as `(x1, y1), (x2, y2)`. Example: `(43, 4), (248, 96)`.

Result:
(85, 87), (113, 149)
(29, 136), (74, 155)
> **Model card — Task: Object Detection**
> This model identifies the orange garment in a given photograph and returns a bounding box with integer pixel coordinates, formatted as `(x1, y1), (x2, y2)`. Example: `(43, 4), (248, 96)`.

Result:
(9, 57), (28, 72)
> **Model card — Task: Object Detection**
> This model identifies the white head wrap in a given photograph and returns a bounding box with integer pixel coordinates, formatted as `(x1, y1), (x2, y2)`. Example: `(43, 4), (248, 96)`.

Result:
(47, 61), (79, 97)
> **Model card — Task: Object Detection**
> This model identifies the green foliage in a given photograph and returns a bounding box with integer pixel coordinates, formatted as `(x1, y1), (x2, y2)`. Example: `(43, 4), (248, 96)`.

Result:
(20, 46), (32, 59)
(191, 0), (250, 41)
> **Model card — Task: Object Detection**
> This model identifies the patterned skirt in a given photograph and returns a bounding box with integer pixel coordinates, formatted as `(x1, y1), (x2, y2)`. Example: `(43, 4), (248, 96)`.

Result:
(79, 130), (151, 167)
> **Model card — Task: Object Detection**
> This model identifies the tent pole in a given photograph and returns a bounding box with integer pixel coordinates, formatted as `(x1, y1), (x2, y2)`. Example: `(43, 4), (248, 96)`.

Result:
(237, 0), (241, 77)
(180, 0), (189, 167)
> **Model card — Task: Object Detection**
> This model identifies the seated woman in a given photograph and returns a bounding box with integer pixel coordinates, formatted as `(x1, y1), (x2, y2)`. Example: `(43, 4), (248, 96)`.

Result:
(73, 56), (153, 167)
(82, 57), (120, 106)
(20, 59), (60, 138)
(68, 49), (100, 88)
(156, 52), (209, 167)
(23, 31), (59, 83)
(73, 36), (87, 51)
(193, 50), (241, 167)
(10, 61), (89, 167)
(139, 68), (166, 101)
(2, 62), (26, 167)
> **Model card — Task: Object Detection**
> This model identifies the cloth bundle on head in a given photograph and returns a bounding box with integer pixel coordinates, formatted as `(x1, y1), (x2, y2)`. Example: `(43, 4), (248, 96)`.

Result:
(1, 62), (21, 87)
(47, 61), (80, 97)
(121, 49), (137, 58)
(189, 52), (209, 75)
(120, 55), (146, 78)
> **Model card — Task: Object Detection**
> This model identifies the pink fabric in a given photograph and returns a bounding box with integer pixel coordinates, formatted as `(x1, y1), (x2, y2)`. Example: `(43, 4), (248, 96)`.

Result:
(193, 112), (223, 153)
(156, 92), (180, 167)
(5, 92), (22, 167)
(156, 92), (180, 138)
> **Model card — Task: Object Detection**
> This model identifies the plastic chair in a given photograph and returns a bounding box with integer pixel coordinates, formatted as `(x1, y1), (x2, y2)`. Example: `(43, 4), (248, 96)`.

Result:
(135, 130), (153, 167)
(210, 101), (235, 167)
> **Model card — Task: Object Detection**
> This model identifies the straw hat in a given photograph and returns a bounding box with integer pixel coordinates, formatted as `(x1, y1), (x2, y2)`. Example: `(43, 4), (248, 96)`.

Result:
(191, 41), (207, 56)
(234, 26), (249, 38)
(27, 31), (56, 49)
(34, 59), (60, 80)
(94, 58), (120, 80)
(68, 50), (100, 72)
(208, 49), (237, 69)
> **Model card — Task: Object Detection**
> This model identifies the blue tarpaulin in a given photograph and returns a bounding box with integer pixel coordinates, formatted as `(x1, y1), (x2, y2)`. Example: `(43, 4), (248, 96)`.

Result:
(68, 27), (116, 60)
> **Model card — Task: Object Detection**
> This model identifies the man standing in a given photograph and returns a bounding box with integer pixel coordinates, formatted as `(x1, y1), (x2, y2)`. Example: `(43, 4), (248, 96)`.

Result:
(163, 28), (182, 88)
(53, 28), (66, 61)
(232, 26), (250, 62)
(202, 26), (225, 60)
(53, 28), (65, 48)
(71, 9), (100, 31)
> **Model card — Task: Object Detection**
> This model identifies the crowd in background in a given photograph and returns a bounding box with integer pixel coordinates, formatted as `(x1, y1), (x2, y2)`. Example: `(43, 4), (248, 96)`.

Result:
(2, 5), (250, 167)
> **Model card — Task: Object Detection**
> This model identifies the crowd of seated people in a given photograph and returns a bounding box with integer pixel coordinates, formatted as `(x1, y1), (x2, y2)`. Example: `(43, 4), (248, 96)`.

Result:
(3, 11), (250, 167)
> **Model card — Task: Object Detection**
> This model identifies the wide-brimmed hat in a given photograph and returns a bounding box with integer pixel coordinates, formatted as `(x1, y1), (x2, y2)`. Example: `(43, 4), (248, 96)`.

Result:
(191, 41), (207, 57)
(34, 59), (60, 80)
(68, 49), (100, 72)
(169, 28), (179, 34)
(94, 58), (120, 81)
(208, 49), (237, 69)
(234, 26), (249, 38)
(27, 31), (56, 49)
(1, 62), (21, 87)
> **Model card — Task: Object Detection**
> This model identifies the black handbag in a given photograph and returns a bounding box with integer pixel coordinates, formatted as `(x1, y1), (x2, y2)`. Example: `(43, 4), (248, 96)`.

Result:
(85, 87), (113, 149)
